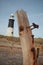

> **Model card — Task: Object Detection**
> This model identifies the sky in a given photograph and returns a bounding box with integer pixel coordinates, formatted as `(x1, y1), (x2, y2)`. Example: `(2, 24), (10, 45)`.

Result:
(0, 0), (43, 38)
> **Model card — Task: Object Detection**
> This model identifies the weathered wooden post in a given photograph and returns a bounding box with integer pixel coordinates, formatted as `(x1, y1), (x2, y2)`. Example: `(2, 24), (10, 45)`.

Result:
(16, 10), (33, 65)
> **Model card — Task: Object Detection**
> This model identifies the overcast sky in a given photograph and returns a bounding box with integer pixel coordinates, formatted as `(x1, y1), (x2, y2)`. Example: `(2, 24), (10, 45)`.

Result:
(0, 0), (43, 38)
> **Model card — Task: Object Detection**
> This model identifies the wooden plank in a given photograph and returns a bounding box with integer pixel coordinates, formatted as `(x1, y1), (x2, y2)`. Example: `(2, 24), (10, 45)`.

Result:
(16, 10), (33, 65)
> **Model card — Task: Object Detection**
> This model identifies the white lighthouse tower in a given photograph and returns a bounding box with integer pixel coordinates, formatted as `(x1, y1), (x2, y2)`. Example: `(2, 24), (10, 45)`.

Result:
(6, 14), (14, 36)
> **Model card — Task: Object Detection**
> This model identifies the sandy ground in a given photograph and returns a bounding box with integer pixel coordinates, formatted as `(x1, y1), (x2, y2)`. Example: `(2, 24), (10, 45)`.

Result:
(38, 55), (43, 65)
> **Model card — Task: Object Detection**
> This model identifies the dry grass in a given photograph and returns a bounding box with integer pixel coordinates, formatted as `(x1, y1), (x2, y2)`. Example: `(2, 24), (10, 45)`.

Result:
(0, 35), (20, 42)
(0, 35), (43, 44)
(34, 38), (43, 44)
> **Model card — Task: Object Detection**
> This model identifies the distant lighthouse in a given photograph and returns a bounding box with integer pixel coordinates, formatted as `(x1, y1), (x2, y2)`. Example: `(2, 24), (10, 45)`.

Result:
(6, 14), (14, 36)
